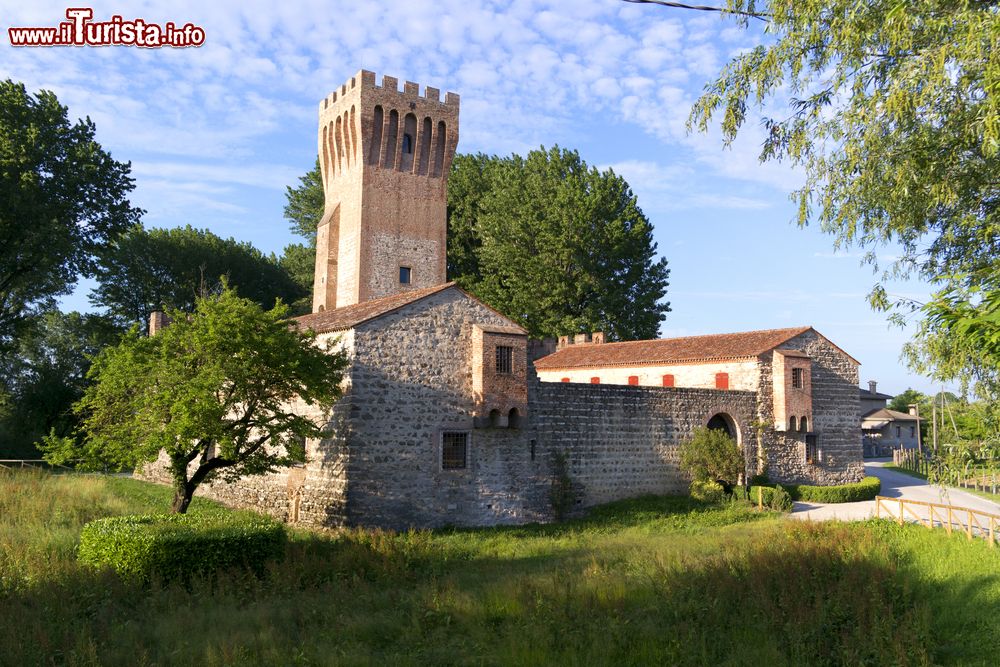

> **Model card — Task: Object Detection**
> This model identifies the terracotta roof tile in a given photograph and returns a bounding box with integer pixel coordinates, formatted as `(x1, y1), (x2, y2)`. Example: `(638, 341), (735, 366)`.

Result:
(862, 408), (921, 422)
(534, 326), (814, 369)
(294, 283), (457, 333)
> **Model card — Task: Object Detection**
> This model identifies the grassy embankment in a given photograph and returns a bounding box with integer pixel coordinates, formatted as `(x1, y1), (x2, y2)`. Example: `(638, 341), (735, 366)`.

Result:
(1, 469), (998, 666)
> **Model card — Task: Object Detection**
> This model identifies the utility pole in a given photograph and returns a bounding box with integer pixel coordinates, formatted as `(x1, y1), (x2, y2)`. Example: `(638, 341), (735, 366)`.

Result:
(932, 394), (938, 455)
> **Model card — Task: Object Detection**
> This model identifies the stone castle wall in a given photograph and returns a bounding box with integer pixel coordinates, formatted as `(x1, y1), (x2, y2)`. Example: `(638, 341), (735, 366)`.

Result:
(533, 382), (757, 509)
(758, 330), (863, 485)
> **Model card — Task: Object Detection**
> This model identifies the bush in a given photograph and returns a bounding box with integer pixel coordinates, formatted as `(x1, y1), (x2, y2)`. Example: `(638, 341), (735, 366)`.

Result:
(747, 485), (793, 512)
(78, 513), (286, 581)
(679, 427), (743, 486)
(690, 480), (725, 503)
(783, 476), (881, 503)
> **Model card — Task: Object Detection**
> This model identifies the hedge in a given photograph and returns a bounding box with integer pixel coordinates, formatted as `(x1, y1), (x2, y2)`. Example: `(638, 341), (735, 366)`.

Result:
(78, 513), (286, 581)
(783, 476), (881, 503)
(746, 485), (793, 512)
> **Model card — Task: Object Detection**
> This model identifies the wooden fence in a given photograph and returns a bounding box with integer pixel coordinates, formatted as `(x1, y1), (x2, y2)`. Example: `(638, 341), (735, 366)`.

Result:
(875, 495), (998, 546)
(892, 448), (1000, 494)
(0, 459), (73, 471)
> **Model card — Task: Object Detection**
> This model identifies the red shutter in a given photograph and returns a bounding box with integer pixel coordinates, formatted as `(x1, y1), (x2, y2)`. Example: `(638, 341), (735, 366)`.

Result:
(590, 377), (600, 384)
(628, 375), (639, 386)
(662, 374), (674, 387)
(561, 377), (570, 383)
(715, 373), (729, 390)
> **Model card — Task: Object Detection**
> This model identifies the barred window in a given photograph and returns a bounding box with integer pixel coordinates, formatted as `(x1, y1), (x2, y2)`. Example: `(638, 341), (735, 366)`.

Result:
(792, 368), (804, 389)
(442, 432), (468, 470)
(495, 345), (513, 374)
(806, 434), (819, 464)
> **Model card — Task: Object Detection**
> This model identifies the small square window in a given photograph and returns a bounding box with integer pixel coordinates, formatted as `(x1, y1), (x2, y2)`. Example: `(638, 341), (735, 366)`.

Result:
(442, 432), (468, 470)
(495, 345), (513, 374)
(792, 368), (804, 389)
(399, 266), (411, 284)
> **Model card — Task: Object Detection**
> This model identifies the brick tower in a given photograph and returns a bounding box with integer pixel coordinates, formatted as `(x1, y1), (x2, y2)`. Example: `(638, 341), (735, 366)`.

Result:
(312, 70), (460, 312)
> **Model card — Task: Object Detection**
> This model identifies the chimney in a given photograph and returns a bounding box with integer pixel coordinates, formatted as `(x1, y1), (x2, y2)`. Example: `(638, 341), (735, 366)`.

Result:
(557, 335), (571, 350)
(591, 331), (605, 344)
(149, 310), (171, 336)
(908, 403), (919, 417)
(868, 380), (877, 394)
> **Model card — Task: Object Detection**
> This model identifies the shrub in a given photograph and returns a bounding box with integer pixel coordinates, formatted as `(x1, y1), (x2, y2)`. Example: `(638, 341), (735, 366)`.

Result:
(748, 485), (793, 512)
(783, 476), (881, 503)
(78, 513), (286, 581)
(690, 480), (725, 503)
(679, 427), (743, 486)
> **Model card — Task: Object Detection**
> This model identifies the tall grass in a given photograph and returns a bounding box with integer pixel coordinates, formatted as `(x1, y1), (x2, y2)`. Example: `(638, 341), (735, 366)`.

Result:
(1, 470), (997, 665)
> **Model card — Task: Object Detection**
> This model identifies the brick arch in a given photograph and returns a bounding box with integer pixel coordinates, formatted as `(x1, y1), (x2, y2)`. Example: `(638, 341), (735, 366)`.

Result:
(699, 404), (752, 448)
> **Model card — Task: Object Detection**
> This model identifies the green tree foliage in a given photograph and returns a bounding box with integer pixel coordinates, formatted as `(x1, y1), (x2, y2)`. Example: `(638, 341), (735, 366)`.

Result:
(283, 147), (671, 340)
(277, 242), (316, 315)
(283, 158), (324, 245)
(679, 426), (744, 487)
(458, 147), (671, 340)
(682, 1), (999, 396)
(91, 225), (306, 327)
(42, 285), (348, 513)
(0, 80), (141, 351)
(0, 311), (120, 458)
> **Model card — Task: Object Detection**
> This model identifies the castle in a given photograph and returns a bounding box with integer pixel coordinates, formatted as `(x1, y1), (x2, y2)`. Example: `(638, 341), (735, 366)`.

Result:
(140, 70), (864, 529)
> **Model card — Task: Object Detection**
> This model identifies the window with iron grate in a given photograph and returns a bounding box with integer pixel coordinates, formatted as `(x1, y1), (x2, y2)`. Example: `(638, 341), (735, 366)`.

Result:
(495, 345), (512, 374)
(442, 432), (468, 470)
(792, 367), (804, 388)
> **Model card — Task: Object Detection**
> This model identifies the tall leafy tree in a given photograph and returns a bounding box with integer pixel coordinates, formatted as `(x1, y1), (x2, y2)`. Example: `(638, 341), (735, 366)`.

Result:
(283, 147), (671, 339)
(43, 286), (349, 513)
(665, 0), (999, 397)
(0, 311), (120, 458)
(91, 225), (307, 327)
(0, 80), (141, 351)
(469, 146), (670, 340)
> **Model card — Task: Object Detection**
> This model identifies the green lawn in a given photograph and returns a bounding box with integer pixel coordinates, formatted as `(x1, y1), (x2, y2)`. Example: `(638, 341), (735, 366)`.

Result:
(1, 469), (998, 666)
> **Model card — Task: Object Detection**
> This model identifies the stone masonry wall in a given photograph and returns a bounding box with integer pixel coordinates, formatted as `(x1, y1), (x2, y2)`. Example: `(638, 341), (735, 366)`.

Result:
(758, 331), (863, 485)
(342, 288), (550, 529)
(534, 383), (757, 508)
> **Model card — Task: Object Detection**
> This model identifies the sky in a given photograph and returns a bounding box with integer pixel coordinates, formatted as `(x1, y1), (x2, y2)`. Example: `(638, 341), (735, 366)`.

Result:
(1, 0), (950, 396)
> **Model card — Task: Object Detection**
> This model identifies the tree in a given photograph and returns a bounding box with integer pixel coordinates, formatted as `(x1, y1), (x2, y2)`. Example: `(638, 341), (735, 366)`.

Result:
(283, 147), (671, 340)
(0, 80), (141, 352)
(0, 310), (120, 458)
(91, 225), (307, 328)
(283, 158), (324, 245)
(277, 242), (316, 315)
(672, 1), (999, 395)
(679, 426), (744, 486)
(42, 285), (349, 513)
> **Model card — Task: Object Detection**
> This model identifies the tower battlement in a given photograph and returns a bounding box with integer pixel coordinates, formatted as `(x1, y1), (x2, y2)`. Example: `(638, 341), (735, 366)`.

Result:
(313, 70), (460, 313)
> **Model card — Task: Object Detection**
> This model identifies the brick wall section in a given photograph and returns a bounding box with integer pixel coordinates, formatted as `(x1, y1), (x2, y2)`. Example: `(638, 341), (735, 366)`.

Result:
(758, 331), (863, 485)
(533, 383), (757, 508)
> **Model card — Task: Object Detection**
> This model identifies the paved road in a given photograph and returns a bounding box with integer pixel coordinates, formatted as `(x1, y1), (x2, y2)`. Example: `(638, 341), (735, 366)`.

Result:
(789, 459), (1000, 523)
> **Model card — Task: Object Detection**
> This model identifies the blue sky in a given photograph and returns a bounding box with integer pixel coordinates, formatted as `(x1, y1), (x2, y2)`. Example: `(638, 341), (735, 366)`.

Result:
(2, 1), (947, 395)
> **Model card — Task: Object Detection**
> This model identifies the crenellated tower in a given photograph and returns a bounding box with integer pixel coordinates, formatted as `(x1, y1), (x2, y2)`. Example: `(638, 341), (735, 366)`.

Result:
(313, 70), (460, 312)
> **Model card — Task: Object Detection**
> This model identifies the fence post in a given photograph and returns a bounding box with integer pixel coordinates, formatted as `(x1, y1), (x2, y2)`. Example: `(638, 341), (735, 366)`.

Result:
(991, 518), (996, 548)
(898, 499), (904, 526)
(947, 507), (953, 535)
(758, 486), (763, 510)
(876, 497), (881, 519)
(967, 510), (973, 541)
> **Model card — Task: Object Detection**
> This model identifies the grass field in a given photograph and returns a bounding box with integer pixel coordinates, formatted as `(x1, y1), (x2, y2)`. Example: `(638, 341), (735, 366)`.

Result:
(1, 469), (998, 666)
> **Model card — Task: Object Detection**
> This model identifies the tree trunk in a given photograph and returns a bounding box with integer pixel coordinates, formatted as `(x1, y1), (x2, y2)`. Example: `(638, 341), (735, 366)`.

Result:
(172, 484), (193, 514)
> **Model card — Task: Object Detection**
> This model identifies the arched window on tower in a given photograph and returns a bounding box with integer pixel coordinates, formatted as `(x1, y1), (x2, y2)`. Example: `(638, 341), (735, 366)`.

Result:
(400, 113), (417, 171)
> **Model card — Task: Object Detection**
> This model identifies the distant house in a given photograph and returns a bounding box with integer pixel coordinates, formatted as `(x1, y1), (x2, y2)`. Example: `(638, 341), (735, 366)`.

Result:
(860, 381), (921, 456)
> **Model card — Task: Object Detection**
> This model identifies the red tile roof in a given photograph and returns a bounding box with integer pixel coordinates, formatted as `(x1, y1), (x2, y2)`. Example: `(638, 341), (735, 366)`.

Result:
(534, 326), (817, 369)
(294, 283), (457, 333)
